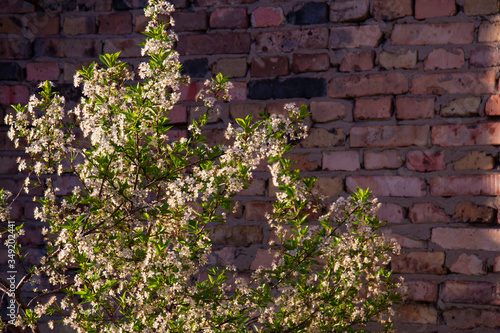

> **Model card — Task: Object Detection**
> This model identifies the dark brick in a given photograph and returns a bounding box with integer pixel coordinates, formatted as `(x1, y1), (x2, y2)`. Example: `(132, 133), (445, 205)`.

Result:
(248, 78), (326, 100)
(177, 33), (251, 55)
(62, 0), (112, 11)
(172, 11), (207, 31)
(0, 63), (22, 81)
(251, 56), (289, 78)
(57, 84), (82, 103)
(113, 0), (148, 10)
(288, 2), (329, 25)
(34, 38), (100, 58)
(181, 58), (208, 78)
(0, 38), (32, 59)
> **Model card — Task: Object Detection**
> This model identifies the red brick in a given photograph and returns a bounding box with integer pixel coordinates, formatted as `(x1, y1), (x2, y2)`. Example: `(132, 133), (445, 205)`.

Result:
(411, 71), (495, 95)
(350, 125), (429, 147)
(171, 11), (207, 31)
(495, 256), (500, 272)
(453, 151), (495, 170)
(364, 150), (402, 170)
(339, 51), (374, 72)
(486, 95), (500, 116)
(292, 53), (330, 73)
(444, 309), (500, 330)
(251, 7), (284, 27)
(376, 203), (404, 223)
(395, 96), (435, 120)
(179, 81), (205, 102)
(250, 248), (277, 270)
(103, 38), (141, 58)
(470, 46), (500, 68)
(379, 49), (416, 70)
(178, 33), (251, 55)
(330, 0), (369, 22)
(415, 0), (456, 19)
(432, 227), (500, 251)
(0, 0), (34, 13)
(450, 253), (486, 275)
(406, 280), (439, 302)
(23, 14), (59, 35)
(34, 38), (100, 58)
(432, 122), (500, 146)
(255, 28), (328, 53)
(0, 85), (29, 105)
(169, 105), (187, 124)
(391, 23), (474, 45)
(284, 154), (320, 172)
(322, 151), (360, 171)
(406, 150), (445, 172)
(431, 175), (500, 196)
(424, 48), (464, 70)
(397, 304), (438, 324)
(98, 14), (132, 34)
(346, 176), (427, 197)
(310, 100), (347, 123)
(210, 7), (247, 29)
(478, 22), (500, 42)
(0, 17), (22, 34)
(409, 202), (450, 223)
(212, 57), (247, 78)
(63, 16), (95, 36)
(328, 73), (408, 98)
(0, 38), (31, 59)
(196, 0), (254, 6)
(329, 25), (382, 49)
(210, 225), (262, 246)
(229, 82), (246, 101)
(441, 97), (480, 117)
(392, 252), (446, 274)
(372, 0), (412, 20)
(298, 128), (345, 148)
(245, 201), (273, 220)
(26, 62), (60, 81)
(464, 0), (499, 16)
(354, 96), (392, 120)
(251, 56), (288, 78)
(441, 281), (498, 305)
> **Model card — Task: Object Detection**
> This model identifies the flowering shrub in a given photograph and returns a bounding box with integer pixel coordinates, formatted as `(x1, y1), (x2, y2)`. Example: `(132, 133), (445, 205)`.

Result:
(0, 1), (404, 332)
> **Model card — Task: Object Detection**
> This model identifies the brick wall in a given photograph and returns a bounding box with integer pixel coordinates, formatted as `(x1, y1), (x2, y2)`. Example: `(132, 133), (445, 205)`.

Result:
(1, 0), (500, 331)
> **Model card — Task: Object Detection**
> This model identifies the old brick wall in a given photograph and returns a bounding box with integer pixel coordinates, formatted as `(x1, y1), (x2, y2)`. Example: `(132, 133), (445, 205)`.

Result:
(2, 0), (500, 331)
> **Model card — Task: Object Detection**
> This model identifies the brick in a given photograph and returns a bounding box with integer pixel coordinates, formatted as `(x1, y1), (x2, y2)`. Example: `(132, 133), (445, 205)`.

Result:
(0, 63), (22, 81)
(322, 151), (360, 171)
(212, 57), (247, 78)
(170, 12), (207, 32)
(113, 0), (147, 9)
(372, 0), (412, 20)
(376, 203), (404, 223)
(252, 7), (284, 27)
(478, 22), (500, 42)
(298, 128), (345, 148)
(346, 176), (427, 197)
(424, 48), (464, 71)
(441, 97), (480, 117)
(390, 233), (427, 248)
(431, 175), (500, 196)
(0, 85), (29, 105)
(23, 14), (59, 35)
(196, 0), (254, 6)
(444, 309), (500, 330)
(391, 23), (475, 45)
(251, 56), (288, 78)
(379, 49), (417, 70)
(411, 71), (495, 95)
(245, 201), (273, 220)
(255, 28), (328, 53)
(215, 247), (235, 266)
(210, 225), (262, 246)
(181, 58), (208, 78)
(0, 155), (17, 174)
(392, 252), (446, 274)
(453, 201), (495, 223)
(486, 95), (500, 116)
(406, 280), (439, 302)
(495, 256), (500, 272)
(103, 38), (142, 58)
(99, 14), (132, 35)
(248, 78), (326, 100)
(364, 150), (402, 170)
(266, 101), (307, 115)
(470, 46), (500, 68)
(395, 96), (435, 120)
(169, 105), (187, 124)
(26, 62), (60, 81)
(313, 177), (343, 198)
(415, 0), (456, 19)
(239, 178), (266, 196)
(409, 202), (450, 223)
(286, 153), (321, 171)
(406, 150), (445, 172)
(329, 73), (408, 98)
(330, 0), (369, 22)
(0, 17), (22, 34)
(35, 38), (99, 58)
(396, 304), (438, 324)
(288, 2), (328, 25)
(464, 0), (499, 15)
(450, 253), (486, 275)
(310, 100), (347, 123)
(432, 227), (500, 251)
(339, 51), (374, 72)
(350, 125), (429, 147)
(0, 38), (31, 59)
(178, 33), (251, 55)
(354, 96), (392, 121)
(63, 16), (95, 36)
(432, 122), (500, 146)
(454, 151), (495, 170)
(292, 53), (330, 73)
(210, 7), (247, 29)
(441, 281), (499, 304)
(229, 103), (265, 120)
(0, 0), (34, 13)
(329, 25), (382, 49)
(250, 248), (276, 270)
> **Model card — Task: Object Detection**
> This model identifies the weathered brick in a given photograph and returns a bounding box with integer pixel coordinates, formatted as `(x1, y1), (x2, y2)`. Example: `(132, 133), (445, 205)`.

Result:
(354, 96), (392, 120)
(441, 97), (480, 117)
(298, 128), (345, 148)
(346, 176), (427, 197)
(329, 73), (408, 98)
(396, 304), (438, 324)
(424, 48), (464, 70)
(406, 150), (445, 172)
(411, 71), (495, 95)
(251, 7), (284, 27)
(288, 2), (328, 25)
(350, 125), (429, 147)
(26, 62), (60, 81)
(478, 22), (500, 42)
(0, 17), (22, 34)
(313, 177), (343, 198)
(372, 0), (412, 20)
(391, 23), (475, 45)
(379, 49), (417, 70)
(453, 201), (495, 223)
(245, 201), (273, 220)
(395, 96), (435, 120)
(329, 25), (382, 49)
(323, 151), (360, 171)
(229, 103), (265, 120)
(409, 202), (450, 223)
(210, 225), (262, 246)
(286, 154), (320, 171)
(210, 7), (247, 29)
(248, 78), (326, 100)
(63, 15), (95, 36)
(432, 122), (500, 146)
(178, 33), (251, 55)
(34, 38), (100, 58)
(339, 51), (374, 72)
(454, 151), (495, 170)
(464, 0), (499, 16)
(310, 100), (347, 123)
(292, 53), (330, 73)
(212, 57), (247, 78)
(406, 280), (439, 302)
(255, 28), (328, 53)
(251, 56), (288, 78)
(376, 203), (404, 223)
(441, 281), (498, 305)
(415, 0), (456, 19)
(485, 95), (500, 116)
(432, 227), (500, 251)
(364, 150), (402, 170)
(0, 38), (31, 59)
(431, 175), (500, 196)
(470, 46), (500, 68)
(444, 309), (500, 330)
(392, 252), (446, 274)
(0, 63), (22, 81)
(450, 253), (486, 275)
(330, 0), (369, 22)
(103, 38), (141, 57)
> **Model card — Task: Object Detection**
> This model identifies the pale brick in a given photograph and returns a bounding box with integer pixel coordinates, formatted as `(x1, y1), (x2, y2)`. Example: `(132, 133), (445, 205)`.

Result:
(392, 252), (446, 274)
(364, 150), (403, 170)
(322, 151), (360, 171)
(485, 95), (500, 116)
(212, 58), (247, 78)
(329, 25), (382, 49)
(339, 51), (374, 72)
(441, 97), (480, 117)
(245, 201), (273, 220)
(350, 125), (429, 147)
(313, 177), (343, 198)
(450, 253), (486, 275)
(453, 201), (495, 223)
(424, 48), (464, 71)
(210, 225), (262, 246)
(441, 281), (498, 305)
(464, 0), (499, 16)
(396, 304), (438, 325)
(409, 202), (450, 223)
(479, 22), (500, 42)
(415, 0), (456, 19)
(354, 96), (392, 120)
(391, 23), (475, 45)
(406, 150), (445, 172)
(239, 178), (266, 196)
(379, 49), (417, 70)
(376, 203), (404, 223)
(411, 71), (495, 95)
(329, 73), (408, 98)
(432, 122), (500, 146)
(432, 227), (500, 251)
(330, 0), (369, 22)
(346, 176), (427, 197)
(395, 96), (435, 120)
(406, 280), (439, 302)
(298, 128), (345, 148)
(372, 0), (412, 20)
(453, 151), (495, 170)
(251, 7), (284, 28)
(310, 101), (347, 123)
